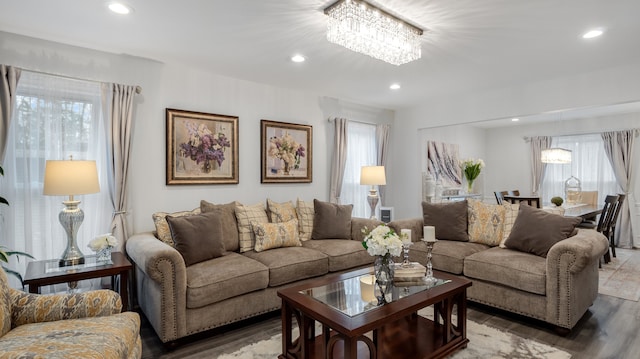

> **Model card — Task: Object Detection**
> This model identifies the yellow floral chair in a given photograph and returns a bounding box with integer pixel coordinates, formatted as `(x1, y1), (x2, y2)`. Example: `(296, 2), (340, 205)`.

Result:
(0, 269), (141, 358)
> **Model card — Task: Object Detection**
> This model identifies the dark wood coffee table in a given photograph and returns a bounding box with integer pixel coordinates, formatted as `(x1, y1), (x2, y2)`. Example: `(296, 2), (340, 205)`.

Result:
(277, 267), (471, 359)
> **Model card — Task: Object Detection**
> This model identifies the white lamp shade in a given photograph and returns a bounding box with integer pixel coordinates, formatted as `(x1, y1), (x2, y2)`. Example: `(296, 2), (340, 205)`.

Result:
(43, 160), (100, 196)
(360, 166), (386, 185)
(541, 148), (572, 164)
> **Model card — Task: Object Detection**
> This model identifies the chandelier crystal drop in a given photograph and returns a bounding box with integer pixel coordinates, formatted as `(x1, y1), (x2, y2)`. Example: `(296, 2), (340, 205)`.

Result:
(324, 0), (423, 66)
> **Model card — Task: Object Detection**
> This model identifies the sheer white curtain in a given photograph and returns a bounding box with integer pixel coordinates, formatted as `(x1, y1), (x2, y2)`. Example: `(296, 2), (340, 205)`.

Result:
(0, 71), (112, 286)
(341, 121), (376, 217)
(541, 134), (619, 203)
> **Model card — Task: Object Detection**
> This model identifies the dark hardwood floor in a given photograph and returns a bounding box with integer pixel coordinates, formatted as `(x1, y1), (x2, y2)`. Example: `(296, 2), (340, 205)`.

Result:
(140, 292), (640, 358)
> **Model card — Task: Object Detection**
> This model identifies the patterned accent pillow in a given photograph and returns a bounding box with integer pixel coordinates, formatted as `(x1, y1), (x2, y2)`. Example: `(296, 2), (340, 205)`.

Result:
(467, 199), (506, 246)
(296, 198), (314, 241)
(235, 202), (269, 253)
(0, 269), (12, 336)
(252, 219), (301, 252)
(152, 208), (201, 246)
(267, 199), (298, 223)
(499, 202), (520, 248)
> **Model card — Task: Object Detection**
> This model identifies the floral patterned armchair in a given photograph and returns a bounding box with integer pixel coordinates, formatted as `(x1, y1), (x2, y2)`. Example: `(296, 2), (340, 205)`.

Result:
(0, 268), (141, 358)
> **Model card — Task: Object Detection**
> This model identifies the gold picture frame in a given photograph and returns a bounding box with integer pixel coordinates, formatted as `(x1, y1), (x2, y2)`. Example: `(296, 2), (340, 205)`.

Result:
(166, 108), (239, 185)
(261, 120), (312, 183)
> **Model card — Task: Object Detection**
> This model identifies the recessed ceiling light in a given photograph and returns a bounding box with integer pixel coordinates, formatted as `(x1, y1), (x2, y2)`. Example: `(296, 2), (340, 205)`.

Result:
(511, 118), (520, 122)
(583, 29), (603, 39)
(291, 55), (306, 63)
(108, 2), (133, 15)
(389, 83), (401, 90)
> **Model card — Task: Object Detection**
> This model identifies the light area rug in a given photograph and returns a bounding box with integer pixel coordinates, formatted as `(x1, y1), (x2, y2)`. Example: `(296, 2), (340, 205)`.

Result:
(217, 308), (571, 359)
(599, 248), (640, 301)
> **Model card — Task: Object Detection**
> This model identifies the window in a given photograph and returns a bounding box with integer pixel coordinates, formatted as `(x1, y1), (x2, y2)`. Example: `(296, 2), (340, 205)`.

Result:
(541, 134), (619, 203)
(341, 122), (377, 217)
(1, 72), (111, 282)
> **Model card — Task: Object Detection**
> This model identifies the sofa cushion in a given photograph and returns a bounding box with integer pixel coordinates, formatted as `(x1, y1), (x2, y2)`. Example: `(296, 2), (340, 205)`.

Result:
(296, 198), (314, 241)
(464, 247), (547, 295)
(200, 200), (240, 252)
(166, 212), (226, 266)
(411, 240), (489, 274)
(312, 199), (353, 240)
(422, 200), (468, 241)
(0, 312), (141, 359)
(252, 219), (301, 252)
(235, 202), (269, 253)
(467, 199), (505, 246)
(302, 239), (374, 272)
(152, 207), (201, 246)
(504, 204), (582, 257)
(185, 253), (269, 308)
(267, 199), (298, 223)
(499, 202), (519, 248)
(244, 247), (328, 287)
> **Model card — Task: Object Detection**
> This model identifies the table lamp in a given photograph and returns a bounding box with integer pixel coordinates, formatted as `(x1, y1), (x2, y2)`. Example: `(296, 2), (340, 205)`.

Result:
(360, 166), (386, 220)
(43, 158), (100, 267)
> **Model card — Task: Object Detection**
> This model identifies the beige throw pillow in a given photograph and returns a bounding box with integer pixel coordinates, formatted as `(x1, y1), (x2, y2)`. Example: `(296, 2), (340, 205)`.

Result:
(296, 198), (314, 241)
(467, 199), (506, 246)
(152, 208), (201, 246)
(235, 202), (269, 253)
(252, 219), (301, 252)
(267, 199), (298, 223)
(499, 202), (519, 248)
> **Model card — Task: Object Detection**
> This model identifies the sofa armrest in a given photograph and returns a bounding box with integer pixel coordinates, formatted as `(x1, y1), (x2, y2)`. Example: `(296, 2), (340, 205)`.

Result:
(10, 288), (121, 327)
(546, 229), (609, 274)
(126, 231), (188, 342)
(351, 217), (384, 242)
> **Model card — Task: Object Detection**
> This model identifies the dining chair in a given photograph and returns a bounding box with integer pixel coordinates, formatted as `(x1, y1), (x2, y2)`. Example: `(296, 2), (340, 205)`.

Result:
(607, 194), (626, 259)
(594, 194), (619, 263)
(503, 195), (541, 208)
(495, 190), (520, 205)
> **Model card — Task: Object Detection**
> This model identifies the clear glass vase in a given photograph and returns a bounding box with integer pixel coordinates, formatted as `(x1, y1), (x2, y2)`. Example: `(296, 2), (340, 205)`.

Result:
(96, 247), (112, 263)
(373, 254), (394, 305)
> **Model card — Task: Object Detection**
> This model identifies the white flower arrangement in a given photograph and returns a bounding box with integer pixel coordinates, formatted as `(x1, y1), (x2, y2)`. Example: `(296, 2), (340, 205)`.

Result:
(88, 233), (118, 252)
(361, 225), (403, 257)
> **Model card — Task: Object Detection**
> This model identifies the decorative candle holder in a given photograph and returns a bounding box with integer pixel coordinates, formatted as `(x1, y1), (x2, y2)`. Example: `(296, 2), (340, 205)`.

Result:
(401, 241), (413, 268)
(424, 239), (436, 284)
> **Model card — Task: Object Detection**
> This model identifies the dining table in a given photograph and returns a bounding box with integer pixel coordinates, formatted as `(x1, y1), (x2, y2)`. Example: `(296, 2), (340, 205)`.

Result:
(559, 203), (602, 220)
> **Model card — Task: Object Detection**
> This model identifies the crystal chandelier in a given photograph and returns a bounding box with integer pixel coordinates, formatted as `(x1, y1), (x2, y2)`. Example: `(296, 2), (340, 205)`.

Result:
(324, 0), (423, 66)
(541, 148), (572, 164)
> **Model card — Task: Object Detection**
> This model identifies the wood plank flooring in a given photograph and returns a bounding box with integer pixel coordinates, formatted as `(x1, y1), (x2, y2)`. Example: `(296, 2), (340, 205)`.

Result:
(140, 292), (640, 358)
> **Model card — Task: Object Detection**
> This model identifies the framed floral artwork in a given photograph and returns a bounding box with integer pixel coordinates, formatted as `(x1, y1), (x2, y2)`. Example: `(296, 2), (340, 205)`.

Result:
(261, 120), (312, 183)
(166, 108), (239, 185)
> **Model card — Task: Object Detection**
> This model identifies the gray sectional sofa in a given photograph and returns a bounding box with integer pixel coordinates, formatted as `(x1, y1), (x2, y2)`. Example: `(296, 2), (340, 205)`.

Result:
(389, 199), (609, 332)
(126, 198), (608, 344)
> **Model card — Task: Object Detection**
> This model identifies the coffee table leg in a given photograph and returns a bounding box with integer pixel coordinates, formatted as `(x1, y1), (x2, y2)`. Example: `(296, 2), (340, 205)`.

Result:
(280, 300), (295, 359)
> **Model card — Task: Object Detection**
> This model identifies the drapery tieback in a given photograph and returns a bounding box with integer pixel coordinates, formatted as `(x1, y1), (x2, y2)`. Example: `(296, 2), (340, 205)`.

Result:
(113, 211), (127, 215)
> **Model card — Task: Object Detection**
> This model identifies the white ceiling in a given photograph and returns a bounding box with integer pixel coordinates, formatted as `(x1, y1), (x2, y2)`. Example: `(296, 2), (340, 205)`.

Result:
(1, 0), (640, 110)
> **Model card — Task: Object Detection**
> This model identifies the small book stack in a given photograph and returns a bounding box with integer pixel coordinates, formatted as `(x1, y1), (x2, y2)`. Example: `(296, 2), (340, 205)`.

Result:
(394, 263), (427, 284)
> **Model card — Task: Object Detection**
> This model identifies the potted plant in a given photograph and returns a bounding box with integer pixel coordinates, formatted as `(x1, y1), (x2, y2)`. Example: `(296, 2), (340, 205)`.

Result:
(0, 165), (34, 284)
(551, 196), (564, 207)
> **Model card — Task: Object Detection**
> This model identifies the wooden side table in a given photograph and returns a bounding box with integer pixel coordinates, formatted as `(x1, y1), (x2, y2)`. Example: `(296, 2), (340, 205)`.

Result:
(23, 251), (133, 311)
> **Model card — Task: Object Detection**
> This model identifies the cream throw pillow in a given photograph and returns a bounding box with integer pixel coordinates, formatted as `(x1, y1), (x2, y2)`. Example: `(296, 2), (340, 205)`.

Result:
(267, 199), (298, 223)
(499, 202), (520, 248)
(296, 198), (314, 241)
(152, 208), (201, 246)
(467, 199), (506, 246)
(252, 219), (301, 252)
(235, 202), (269, 253)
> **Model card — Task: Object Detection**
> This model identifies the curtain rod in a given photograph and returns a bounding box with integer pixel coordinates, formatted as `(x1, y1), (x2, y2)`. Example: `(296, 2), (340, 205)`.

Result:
(21, 68), (142, 94)
(523, 128), (640, 142)
(327, 118), (376, 125)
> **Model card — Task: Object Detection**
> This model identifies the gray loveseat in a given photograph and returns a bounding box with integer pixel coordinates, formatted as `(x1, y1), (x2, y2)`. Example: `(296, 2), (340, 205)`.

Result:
(126, 199), (384, 343)
(388, 199), (609, 332)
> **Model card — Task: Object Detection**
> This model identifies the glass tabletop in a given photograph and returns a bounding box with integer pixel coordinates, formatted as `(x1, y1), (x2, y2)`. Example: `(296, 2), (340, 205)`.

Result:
(301, 274), (450, 317)
(44, 255), (112, 274)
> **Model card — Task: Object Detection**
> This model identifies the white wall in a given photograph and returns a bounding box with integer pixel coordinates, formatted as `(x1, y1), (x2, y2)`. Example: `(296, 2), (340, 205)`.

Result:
(389, 63), (640, 220)
(0, 31), (394, 235)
